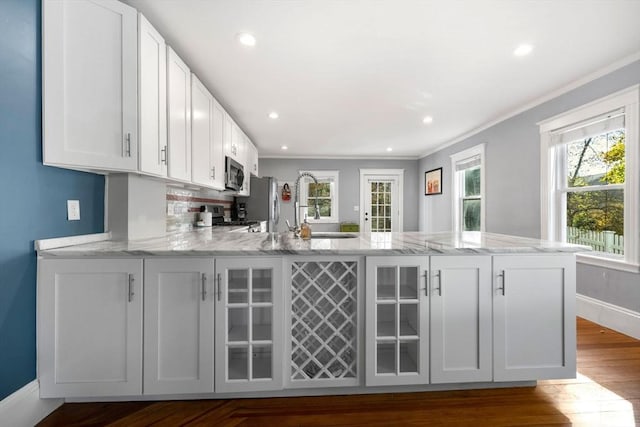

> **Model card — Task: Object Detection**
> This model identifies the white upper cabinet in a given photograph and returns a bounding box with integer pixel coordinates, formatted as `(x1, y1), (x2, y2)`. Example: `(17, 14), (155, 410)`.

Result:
(224, 116), (242, 162)
(191, 74), (225, 190)
(138, 13), (167, 177)
(166, 46), (192, 183)
(43, 0), (138, 172)
(237, 131), (250, 196)
(248, 139), (259, 177)
(43, 0), (256, 189)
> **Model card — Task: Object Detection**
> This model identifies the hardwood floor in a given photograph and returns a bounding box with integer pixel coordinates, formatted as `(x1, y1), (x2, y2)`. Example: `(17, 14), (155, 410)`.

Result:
(39, 318), (640, 426)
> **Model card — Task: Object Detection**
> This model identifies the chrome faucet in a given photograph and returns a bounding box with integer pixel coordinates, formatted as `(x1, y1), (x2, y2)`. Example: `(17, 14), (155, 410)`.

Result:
(287, 172), (321, 237)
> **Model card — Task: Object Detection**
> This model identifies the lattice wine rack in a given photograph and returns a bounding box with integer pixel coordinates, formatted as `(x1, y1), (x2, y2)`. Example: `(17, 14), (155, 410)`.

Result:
(290, 261), (358, 383)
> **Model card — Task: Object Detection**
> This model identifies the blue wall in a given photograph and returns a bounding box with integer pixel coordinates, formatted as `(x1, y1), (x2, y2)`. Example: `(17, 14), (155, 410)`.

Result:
(0, 0), (105, 400)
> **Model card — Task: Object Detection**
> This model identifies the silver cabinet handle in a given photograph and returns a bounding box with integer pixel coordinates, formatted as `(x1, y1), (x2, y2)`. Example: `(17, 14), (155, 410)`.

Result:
(216, 273), (222, 301)
(422, 270), (428, 296)
(211, 166), (215, 180)
(201, 273), (207, 301)
(497, 271), (505, 295)
(161, 146), (167, 164)
(125, 133), (132, 157)
(434, 270), (442, 296)
(128, 274), (135, 302)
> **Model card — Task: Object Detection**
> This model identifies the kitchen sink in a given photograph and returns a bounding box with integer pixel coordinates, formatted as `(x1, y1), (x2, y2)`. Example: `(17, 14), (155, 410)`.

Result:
(309, 232), (358, 239)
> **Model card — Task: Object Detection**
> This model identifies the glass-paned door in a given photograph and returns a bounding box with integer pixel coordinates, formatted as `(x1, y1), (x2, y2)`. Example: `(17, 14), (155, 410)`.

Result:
(363, 176), (400, 233)
(365, 257), (429, 386)
(215, 258), (283, 393)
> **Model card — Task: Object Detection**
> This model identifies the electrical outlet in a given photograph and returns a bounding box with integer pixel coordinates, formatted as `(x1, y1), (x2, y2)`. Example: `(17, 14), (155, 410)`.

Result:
(353, 205), (359, 212)
(67, 200), (80, 221)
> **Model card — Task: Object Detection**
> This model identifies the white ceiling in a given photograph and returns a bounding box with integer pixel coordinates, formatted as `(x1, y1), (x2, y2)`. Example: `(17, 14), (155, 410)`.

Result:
(124, 0), (640, 159)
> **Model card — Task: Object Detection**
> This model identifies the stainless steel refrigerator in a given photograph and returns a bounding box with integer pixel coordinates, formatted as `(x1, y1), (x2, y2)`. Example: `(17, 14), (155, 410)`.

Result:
(237, 176), (280, 232)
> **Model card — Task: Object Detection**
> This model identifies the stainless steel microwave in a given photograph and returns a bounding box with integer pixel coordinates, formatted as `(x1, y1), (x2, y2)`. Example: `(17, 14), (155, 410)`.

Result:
(225, 156), (245, 191)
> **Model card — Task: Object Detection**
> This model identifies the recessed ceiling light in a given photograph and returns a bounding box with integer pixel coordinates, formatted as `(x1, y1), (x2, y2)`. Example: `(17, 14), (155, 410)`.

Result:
(513, 44), (533, 57)
(281, 145), (288, 150)
(269, 112), (279, 119)
(386, 147), (393, 152)
(423, 115), (433, 124)
(237, 32), (256, 47)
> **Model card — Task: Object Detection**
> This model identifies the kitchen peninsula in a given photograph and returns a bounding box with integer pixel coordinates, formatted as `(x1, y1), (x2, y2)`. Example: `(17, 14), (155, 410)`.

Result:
(37, 231), (584, 401)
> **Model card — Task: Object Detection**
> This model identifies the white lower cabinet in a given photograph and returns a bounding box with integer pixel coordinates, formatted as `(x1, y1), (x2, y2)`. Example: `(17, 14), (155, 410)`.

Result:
(37, 252), (576, 399)
(493, 254), (576, 381)
(429, 256), (492, 383)
(366, 255), (492, 386)
(215, 258), (283, 392)
(38, 258), (143, 398)
(143, 258), (214, 394)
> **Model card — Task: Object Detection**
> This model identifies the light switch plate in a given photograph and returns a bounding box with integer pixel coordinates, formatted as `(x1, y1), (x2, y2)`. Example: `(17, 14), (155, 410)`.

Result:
(67, 200), (80, 221)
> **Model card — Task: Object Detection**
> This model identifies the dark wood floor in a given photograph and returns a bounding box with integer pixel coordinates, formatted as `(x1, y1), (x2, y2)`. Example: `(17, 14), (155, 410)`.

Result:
(39, 318), (640, 426)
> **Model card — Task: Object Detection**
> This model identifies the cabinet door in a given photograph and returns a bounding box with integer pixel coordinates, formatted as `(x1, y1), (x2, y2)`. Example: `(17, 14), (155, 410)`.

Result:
(249, 141), (259, 177)
(237, 132), (250, 196)
(43, 0), (138, 172)
(211, 100), (226, 190)
(190, 78), (224, 190)
(231, 121), (242, 162)
(215, 258), (283, 392)
(430, 256), (492, 383)
(138, 13), (167, 177)
(191, 75), (215, 188)
(493, 255), (576, 381)
(223, 113), (234, 160)
(167, 46), (192, 182)
(366, 256), (429, 386)
(144, 258), (214, 394)
(38, 258), (143, 398)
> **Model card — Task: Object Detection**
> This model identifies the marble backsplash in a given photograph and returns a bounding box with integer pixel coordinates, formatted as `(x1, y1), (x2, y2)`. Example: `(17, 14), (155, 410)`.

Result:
(166, 186), (233, 232)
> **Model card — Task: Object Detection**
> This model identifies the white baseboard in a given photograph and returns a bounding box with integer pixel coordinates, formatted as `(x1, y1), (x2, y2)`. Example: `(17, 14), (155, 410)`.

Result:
(577, 294), (640, 340)
(0, 380), (63, 427)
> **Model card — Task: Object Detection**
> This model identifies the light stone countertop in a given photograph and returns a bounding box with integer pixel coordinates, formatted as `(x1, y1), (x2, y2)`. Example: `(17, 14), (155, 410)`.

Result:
(36, 229), (590, 257)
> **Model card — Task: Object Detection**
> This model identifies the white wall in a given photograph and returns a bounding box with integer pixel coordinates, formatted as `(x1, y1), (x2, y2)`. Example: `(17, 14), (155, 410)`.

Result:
(418, 59), (640, 313)
(259, 158), (419, 232)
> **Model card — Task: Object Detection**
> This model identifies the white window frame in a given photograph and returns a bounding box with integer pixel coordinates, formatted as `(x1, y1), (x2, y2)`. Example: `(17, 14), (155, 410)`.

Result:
(539, 85), (639, 273)
(299, 170), (339, 224)
(450, 143), (486, 233)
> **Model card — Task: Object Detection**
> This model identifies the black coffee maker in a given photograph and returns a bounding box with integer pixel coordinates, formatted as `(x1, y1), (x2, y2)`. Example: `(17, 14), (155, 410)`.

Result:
(234, 202), (247, 220)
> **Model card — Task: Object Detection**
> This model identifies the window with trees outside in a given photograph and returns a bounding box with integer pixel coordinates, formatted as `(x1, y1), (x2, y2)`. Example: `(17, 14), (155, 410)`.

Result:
(299, 170), (339, 223)
(540, 86), (639, 272)
(450, 144), (485, 232)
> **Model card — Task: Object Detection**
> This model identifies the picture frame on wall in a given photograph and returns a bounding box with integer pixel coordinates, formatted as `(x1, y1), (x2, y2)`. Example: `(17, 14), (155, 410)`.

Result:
(425, 167), (443, 195)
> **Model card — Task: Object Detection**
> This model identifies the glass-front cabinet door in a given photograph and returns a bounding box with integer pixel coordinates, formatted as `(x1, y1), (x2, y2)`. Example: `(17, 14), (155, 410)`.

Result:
(365, 256), (429, 386)
(215, 258), (283, 392)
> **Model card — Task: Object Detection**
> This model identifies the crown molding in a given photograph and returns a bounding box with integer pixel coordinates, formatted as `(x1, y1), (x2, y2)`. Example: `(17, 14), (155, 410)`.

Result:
(419, 51), (640, 159)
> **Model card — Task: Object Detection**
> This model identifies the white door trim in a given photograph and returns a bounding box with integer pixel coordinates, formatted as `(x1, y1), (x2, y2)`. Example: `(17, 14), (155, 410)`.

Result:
(359, 169), (404, 232)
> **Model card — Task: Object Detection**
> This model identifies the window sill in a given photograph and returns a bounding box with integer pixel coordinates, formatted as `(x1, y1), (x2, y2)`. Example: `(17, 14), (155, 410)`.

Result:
(576, 253), (640, 273)
(307, 219), (339, 224)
